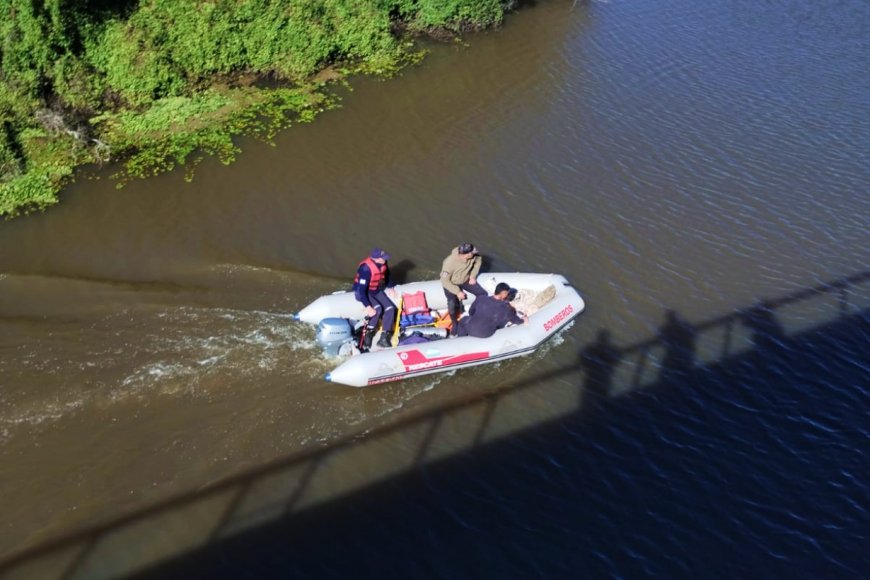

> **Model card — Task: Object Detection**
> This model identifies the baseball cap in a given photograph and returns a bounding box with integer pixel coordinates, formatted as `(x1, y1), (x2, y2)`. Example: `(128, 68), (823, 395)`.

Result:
(371, 247), (391, 260)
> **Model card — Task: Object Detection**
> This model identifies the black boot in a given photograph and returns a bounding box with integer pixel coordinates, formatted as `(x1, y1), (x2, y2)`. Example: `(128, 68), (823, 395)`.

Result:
(377, 330), (392, 348)
(361, 329), (375, 352)
(449, 314), (460, 337)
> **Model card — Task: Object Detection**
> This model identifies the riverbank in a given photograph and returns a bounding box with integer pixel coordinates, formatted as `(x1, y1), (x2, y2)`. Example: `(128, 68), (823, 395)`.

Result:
(0, 0), (511, 218)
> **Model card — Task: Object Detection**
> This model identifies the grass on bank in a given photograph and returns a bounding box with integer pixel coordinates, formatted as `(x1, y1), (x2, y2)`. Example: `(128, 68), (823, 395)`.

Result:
(0, 0), (507, 218)
(0, 85), (332, 216)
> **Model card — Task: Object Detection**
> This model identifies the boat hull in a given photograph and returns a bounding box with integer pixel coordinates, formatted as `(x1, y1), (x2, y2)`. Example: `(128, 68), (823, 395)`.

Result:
(295, 273), (585, 387)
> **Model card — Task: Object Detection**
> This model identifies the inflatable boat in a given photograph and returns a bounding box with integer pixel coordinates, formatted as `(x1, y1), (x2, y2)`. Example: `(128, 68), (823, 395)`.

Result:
(293, 273), (585, 387)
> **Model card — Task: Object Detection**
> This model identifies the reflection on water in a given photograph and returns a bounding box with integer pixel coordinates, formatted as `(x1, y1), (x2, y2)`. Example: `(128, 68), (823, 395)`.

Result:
(1, 0), (869, 570)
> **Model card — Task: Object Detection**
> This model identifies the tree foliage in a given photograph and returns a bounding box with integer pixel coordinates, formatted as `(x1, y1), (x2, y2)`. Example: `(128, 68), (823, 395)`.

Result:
(0, 0), (510, 217)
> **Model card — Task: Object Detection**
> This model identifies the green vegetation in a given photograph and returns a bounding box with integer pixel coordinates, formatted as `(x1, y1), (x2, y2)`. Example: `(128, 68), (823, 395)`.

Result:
(1, 0), (509, 218)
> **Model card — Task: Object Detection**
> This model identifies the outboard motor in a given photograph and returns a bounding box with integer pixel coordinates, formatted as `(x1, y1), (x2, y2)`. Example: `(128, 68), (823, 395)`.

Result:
(316, 318), (355, 357)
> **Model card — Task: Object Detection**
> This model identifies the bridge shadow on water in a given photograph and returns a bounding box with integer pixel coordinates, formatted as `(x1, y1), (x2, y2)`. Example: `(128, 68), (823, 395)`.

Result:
(2, 272), (868, 579)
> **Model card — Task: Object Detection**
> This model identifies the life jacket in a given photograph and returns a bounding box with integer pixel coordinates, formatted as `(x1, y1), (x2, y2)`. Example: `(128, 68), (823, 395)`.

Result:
(355, 257), (386, 291)
(401, 291), (429, 315)
(400, 312), (436, 328)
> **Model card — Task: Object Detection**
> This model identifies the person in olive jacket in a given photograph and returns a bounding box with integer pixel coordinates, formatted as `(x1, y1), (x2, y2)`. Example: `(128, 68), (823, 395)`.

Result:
(440, 242), (486, 333)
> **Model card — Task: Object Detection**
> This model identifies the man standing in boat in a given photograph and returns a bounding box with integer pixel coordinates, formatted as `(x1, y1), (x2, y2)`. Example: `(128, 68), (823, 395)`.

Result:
(440, 242), (487, 334)
(354, 247), (396, 351)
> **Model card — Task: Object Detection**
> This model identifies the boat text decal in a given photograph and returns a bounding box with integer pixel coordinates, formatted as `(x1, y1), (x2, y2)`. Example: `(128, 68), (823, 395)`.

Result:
(397, 349), (490, 372)
(543, 304), (574, 331)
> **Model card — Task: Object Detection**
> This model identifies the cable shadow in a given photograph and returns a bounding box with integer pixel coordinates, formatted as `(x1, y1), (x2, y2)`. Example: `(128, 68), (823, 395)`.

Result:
(743, 300), (788, 356)
(657, 309), (697, 386)
(579, 328), (621, 406)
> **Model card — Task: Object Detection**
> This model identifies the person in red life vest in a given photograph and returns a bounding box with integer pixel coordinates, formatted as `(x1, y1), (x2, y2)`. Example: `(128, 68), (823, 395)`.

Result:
(354, 247), (397, 351)
(455, 282), (527, 338)
(440, 242), (487, 334)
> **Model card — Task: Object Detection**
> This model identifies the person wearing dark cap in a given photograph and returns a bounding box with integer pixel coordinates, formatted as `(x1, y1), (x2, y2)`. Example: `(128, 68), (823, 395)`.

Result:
(456, 282), (527, 338)
(440, 242), (487, 333)
(353, 247), (396, 350)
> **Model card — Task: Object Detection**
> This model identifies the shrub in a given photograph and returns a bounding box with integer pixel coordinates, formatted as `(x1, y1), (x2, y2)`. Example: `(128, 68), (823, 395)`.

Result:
(0, 0), (512, 218)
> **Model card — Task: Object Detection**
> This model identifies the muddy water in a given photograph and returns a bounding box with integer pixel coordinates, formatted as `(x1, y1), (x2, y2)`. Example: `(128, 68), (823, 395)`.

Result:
(1, 0), (869, 561)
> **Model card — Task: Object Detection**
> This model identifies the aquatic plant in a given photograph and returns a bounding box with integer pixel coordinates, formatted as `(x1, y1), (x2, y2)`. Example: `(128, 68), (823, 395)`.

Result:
(0, 0), (510, 218)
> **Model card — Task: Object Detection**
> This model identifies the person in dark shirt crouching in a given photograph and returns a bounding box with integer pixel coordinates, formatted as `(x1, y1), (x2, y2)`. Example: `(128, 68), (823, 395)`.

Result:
(455, 282), (527, 338)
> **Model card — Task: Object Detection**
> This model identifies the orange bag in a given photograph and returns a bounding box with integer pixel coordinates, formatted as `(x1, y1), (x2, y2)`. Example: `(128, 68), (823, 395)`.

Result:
(434, 311), (453, 330)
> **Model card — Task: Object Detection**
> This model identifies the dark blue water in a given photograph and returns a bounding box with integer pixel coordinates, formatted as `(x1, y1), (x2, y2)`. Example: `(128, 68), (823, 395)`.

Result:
(137, 284), (868, 578)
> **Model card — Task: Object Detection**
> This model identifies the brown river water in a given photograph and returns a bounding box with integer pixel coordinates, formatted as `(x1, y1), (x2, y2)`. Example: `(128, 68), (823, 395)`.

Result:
(1, 0), (868, 569)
